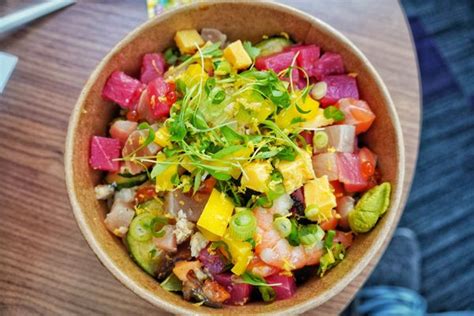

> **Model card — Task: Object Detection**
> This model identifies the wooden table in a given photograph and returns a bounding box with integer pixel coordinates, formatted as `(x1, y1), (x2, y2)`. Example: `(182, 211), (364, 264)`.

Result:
(0, 1), (420, 315)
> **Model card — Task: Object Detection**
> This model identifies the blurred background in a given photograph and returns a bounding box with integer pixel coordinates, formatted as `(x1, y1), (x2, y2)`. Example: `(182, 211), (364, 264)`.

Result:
(0, 0), (472, 314)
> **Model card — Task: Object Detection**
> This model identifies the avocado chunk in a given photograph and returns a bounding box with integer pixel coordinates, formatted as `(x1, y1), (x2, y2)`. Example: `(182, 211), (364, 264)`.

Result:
(348, 182), (391, 233)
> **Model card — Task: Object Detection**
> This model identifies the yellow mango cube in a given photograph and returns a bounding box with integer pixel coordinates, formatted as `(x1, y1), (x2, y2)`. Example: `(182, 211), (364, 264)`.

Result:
(181, 63), (208, 89)
(174, 29), (205, 54)
(181, 156), (196, 173)
(276, 149), (315, 193)
(301, 108), (334, 129)
(223, 233), (253, 275)
(154, 153), (178, 192)
(224, 40), (252, 70)
(276, 92), (320, 129)
(197, 189), (234, 241)
(154, 126), (171, 147)
(304, 175), (337, 223)
(241, 161), (273, 192)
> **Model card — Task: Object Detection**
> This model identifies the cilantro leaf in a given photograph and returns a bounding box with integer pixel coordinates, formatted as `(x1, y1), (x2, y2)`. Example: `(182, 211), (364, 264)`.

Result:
(243, 41), (261, 61)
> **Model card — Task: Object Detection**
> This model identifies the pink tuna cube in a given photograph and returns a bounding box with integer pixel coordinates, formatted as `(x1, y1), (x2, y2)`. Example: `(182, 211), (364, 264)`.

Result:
(255, 51), (299, 83)
(337, 152), (368, 192)
(102, 71), (145, 110)
(89, 136), (121, 172)
(140, 53), (166, 84)
(265, 274), (297, 301)
(214, 273), (253, 306)
(286, 44), (321, 78)
(313, 52), (345, 80)
(320, 75), (359, 107)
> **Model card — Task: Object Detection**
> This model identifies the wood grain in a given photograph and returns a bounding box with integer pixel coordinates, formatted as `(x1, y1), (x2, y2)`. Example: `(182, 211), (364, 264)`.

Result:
(0, 0), (420, 315)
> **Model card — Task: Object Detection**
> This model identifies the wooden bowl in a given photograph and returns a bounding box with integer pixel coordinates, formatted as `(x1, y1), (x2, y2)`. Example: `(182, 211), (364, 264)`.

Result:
(65, 1), (405, 314)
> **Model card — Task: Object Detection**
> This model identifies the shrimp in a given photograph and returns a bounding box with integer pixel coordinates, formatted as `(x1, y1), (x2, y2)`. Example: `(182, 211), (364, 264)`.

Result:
(253, 207), (323, 272)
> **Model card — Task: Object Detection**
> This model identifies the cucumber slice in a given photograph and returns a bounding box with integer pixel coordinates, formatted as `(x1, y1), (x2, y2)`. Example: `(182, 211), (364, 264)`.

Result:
(136, 198), (165, 216)
(129, 213), (154, 241)
(106, 172), (147, 189)
(126, 220), (164, 276)
(255, 36), (293, 57)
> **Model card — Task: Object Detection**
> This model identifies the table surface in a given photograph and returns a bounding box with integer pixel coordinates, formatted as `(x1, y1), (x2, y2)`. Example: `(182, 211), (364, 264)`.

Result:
(0, 1), (420, 315)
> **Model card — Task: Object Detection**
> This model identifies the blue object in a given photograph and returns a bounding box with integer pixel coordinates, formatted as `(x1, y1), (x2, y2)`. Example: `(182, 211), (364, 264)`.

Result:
(399, 0), (474, 312)
(0, 52), (18, 94)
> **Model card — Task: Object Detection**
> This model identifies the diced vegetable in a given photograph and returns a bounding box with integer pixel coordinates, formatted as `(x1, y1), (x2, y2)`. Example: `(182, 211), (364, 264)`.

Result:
(276, 149), (315, 193)
(214, 273), (253, 306)
(197, 189), (234, 240)
(154, 126), (171, 147)
(154, 152), (178, 192)
(140, 53), (166, 84)
(102, 71), (144, 109)
(298, 224), (325, 245)
(275, 91), (320, 129)
(228, 211), (257, 241)
(310, 81), (327, 100)
(89, 136), (121, 172)
(255, 36), (293, 57)
(348, 182), (391, 233)
(338, 98), (376, 135)
(174, 29), (205, 54)
(337, 152), (368, 192)
(105, 172), (147, 190)
(265, 274), (297, 301)
(173, 260), (202, 282)
(320, 75), (359, 107)
(241, 161), (273, 193)
(126, 215), (165, 276)
(304, 176), (337, 223)
(313, 52), (345, 80)
(198, 247), (228, 275)
(109, 120), (137, 144)
(314, 125), (355, 153)
(223, 233), (253, 275)
(300, 107), (334, 129)
(273, 217), (292, 237)
(223, 40), (253, 70)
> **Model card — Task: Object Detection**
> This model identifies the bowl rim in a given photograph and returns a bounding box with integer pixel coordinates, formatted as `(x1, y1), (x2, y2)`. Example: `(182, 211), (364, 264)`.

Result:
(65, 0), (405, 314)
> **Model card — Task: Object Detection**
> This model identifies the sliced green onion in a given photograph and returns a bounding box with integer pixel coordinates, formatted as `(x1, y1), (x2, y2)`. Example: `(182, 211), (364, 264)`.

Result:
(211, 87), (226, 104)
(310, 81), (327, 100)
(229, 210), (257, 241)
(286, 218), (300, 246)
(304, 204), (321, 221)
(150, 216), (169, 238)
(259, 286), (276, 302)
(324, 106), (345, 122)
(235, 207), (251, 213)
(298, 224), (325, 246)
(273, 217), (292, 237)
(313, 131), (329, 149)
(325, 230), (336, 248)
